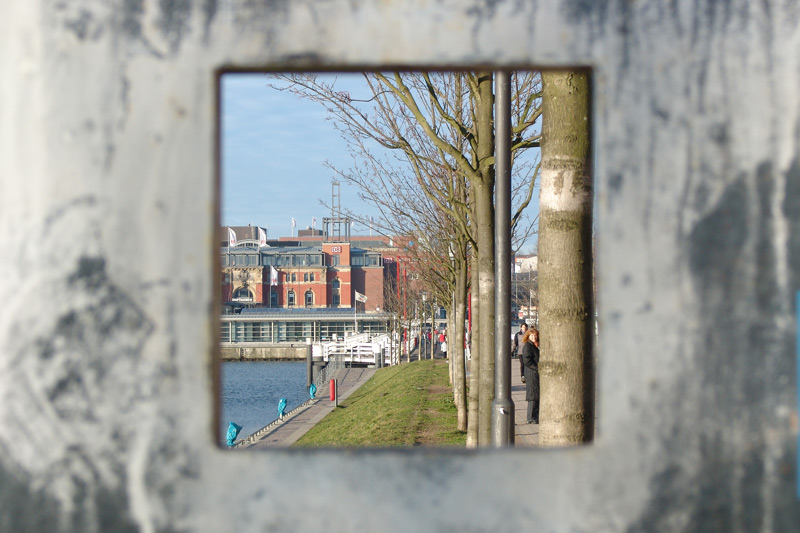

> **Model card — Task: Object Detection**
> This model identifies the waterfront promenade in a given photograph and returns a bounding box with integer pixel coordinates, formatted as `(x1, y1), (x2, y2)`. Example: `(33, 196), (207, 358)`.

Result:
(241, 353), (538, 448)
(245, 367), (376, 449)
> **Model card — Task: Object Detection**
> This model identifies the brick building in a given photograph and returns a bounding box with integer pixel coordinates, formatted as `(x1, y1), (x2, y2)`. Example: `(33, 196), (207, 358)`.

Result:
(220, 226), (390, 312)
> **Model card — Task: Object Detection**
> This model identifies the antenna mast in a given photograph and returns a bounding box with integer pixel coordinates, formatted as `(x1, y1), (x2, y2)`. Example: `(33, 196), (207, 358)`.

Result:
(323, 180), (350, 243)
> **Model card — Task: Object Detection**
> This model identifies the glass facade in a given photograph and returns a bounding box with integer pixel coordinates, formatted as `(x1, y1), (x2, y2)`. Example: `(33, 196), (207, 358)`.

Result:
(220, 318), (389, 343)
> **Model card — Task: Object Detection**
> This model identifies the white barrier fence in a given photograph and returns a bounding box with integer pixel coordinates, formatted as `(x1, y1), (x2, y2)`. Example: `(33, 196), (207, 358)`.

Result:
(315, 333), (399, 366)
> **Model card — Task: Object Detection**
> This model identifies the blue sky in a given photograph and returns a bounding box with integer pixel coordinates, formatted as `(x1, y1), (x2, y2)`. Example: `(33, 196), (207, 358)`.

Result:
(221, 73), (383, 238)
(221, 72), (540, 252)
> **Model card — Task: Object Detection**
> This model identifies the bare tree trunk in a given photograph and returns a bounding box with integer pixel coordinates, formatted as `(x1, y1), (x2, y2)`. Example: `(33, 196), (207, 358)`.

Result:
(448, 315), (454, 385)
(453, 253), (468, 432)
(466, 248), (480, 447)
(538, 70), (594, 446)
(447, 298), (454, 385)
(475, 73), (496, 447)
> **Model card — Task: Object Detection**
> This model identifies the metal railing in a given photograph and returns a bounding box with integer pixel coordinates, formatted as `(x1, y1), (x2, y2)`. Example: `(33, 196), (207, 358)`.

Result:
(319, 333), (396, 366)
(312, 351), (344, 391)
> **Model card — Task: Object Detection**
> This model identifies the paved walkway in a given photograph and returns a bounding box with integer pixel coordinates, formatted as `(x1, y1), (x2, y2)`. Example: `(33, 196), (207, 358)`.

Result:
(510, 357), (538, 447)
(245, 366), (376, 449)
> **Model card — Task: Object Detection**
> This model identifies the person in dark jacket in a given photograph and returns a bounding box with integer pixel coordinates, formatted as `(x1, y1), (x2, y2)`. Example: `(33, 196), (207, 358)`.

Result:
(521, 327), (540, 424)
(511, 322), (528, 380)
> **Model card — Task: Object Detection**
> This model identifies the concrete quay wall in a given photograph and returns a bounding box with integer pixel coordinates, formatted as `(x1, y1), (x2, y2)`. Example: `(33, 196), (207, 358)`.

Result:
(220, 344), (309, 361)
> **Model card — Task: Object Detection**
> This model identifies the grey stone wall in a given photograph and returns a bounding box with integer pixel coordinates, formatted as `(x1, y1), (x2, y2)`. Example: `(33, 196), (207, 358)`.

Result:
(220, 345), (307, 360)
(2, 1), (799, 531)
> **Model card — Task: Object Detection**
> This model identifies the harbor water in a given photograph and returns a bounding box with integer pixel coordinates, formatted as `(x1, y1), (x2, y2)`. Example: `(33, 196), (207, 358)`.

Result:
(220, 361), (309, 442)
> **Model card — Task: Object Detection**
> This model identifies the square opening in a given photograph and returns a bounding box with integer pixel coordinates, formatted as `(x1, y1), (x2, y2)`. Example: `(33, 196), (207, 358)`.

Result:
(215, 70), (595, 450)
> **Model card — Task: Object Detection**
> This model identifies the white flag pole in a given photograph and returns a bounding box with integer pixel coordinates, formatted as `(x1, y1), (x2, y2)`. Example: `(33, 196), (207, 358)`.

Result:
(227, 227), (232, 303)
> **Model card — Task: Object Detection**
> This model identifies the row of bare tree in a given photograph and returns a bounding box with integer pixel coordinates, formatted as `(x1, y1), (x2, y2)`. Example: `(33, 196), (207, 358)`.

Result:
(272, 70), (593, 447)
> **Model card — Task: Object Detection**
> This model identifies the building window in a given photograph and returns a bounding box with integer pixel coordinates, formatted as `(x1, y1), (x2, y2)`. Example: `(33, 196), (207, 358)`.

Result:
(270, 291), (278, 307)
(305, 290), (313, 306)
(331, 278), (341, 306)
(287, 290), (296, 307)
(330, 255), (340, 267)
(304, 272), (309, 282)
(291, 273), (296, 283)
(232, 287), (253, 302)
(310, 272), (315, 282)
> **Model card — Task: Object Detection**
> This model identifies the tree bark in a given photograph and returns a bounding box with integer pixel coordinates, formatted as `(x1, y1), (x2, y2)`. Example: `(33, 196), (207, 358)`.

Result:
(453, 248), (468, 431)
(538, 70), (594, 446)
(474, 72), (496, 447)
(466, 247), (480, 447)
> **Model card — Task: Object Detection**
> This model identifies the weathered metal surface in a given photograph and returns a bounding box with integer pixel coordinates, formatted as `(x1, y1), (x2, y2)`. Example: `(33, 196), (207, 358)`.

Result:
(2, 1), (799, 531)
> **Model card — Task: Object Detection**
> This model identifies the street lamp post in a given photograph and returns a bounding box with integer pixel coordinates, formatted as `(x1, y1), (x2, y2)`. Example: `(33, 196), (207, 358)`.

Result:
(430, 300), (436, 360)
(492, 70), (514, 447)
(530, 287), (533, 324)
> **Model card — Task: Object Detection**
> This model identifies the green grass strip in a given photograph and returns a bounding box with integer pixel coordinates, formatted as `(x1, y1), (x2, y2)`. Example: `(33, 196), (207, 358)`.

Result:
(293, 359), (466, 448)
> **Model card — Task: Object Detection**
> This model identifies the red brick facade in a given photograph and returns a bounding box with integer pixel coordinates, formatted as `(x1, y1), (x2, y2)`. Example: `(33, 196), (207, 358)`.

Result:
(222, 239), (391, 311)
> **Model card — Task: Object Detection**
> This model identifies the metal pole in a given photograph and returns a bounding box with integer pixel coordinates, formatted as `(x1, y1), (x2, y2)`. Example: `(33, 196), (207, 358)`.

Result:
(492, 70), (514, 447)
(227, 228), (232, 305)
(430, 301), (435, 360)
(306, 338), (313, 388)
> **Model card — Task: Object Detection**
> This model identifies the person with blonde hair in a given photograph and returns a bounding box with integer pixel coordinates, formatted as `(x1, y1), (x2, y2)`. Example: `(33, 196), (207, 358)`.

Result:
(521, 328), (540, 424)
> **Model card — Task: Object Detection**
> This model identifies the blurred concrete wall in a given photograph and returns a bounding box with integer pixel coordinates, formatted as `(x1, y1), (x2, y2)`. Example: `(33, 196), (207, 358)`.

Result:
(2, 1), (799, 531)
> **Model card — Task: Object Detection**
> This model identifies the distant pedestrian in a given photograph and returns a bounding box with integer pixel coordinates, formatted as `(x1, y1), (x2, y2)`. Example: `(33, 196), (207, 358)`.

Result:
(512, 322), (528, 381)
(521, 328), (540, 424)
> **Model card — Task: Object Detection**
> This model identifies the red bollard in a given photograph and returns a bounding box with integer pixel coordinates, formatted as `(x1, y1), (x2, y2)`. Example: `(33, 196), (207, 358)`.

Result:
(331, 379), (339, 407)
